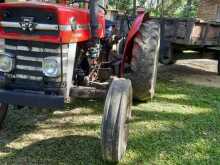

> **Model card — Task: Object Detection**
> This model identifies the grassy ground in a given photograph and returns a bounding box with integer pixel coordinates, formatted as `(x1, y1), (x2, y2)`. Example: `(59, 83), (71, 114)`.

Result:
(0, 78), (220, 165)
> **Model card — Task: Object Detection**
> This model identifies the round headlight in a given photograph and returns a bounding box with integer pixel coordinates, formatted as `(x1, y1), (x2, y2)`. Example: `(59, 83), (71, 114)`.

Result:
(0, 55), (13, 73)
(43, 57), (61, 77)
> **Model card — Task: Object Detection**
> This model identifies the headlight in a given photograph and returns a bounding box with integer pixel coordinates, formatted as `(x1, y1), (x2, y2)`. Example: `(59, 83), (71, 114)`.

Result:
(0, 54), (14, 73)
(42, 57), (61, 77)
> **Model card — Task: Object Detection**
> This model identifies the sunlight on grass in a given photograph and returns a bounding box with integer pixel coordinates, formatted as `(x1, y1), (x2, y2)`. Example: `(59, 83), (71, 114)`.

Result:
(0, 80), (220, 164)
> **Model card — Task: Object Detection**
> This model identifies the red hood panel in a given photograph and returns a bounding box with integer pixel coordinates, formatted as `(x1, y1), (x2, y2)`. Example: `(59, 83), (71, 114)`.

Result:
(0, 2), (105, 43)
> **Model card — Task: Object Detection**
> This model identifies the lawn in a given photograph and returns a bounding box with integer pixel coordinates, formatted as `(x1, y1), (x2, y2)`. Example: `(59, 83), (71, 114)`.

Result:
(0, 78), (220, 165)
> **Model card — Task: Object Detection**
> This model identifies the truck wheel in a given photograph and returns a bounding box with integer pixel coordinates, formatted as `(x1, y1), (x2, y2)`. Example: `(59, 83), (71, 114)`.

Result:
(101, 78), (132, 162)
(127, 21), (160, 101)
(159, 46), (177, 65)
(0, 103), (8, 127)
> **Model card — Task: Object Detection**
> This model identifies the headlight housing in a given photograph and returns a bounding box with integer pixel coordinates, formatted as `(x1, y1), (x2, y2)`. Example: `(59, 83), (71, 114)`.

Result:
(42, 57), (61, 77)
(0, 53), (14, 73)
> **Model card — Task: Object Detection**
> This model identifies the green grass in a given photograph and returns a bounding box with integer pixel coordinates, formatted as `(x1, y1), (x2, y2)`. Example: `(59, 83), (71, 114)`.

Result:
(0, 79), (220, 165)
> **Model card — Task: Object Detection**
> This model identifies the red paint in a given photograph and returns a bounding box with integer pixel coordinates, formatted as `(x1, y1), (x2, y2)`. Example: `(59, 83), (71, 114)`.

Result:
(0, 2), (105, 44)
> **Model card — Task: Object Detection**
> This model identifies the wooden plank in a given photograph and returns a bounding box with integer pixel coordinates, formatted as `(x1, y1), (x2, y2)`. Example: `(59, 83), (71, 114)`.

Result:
(202, 23), (210, 45)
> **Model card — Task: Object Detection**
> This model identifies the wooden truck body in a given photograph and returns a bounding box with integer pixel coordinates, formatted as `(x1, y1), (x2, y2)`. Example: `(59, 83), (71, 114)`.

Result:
(159, 17), (220, 73)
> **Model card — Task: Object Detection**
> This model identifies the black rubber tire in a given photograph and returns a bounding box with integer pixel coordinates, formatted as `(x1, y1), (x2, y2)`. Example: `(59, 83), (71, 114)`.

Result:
(159, 46), (177, 65)
(101, 78), (132, 162)
(0, 103), (8, 127)
(127, 21), (160, 101)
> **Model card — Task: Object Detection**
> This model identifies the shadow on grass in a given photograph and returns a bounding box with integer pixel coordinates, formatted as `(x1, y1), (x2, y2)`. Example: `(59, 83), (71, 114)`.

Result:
(0, 99), (105, 164)
(0, 135), (106, 165)
(65, 99), (104, 115)
(158, 62), (218, 79)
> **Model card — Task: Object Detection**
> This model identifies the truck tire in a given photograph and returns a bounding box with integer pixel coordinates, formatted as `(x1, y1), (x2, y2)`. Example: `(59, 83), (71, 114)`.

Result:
(101, 78), (132, 162)
(159, 46), (177, 65)
(0, 103), (8, 127)
(127, 21), (160, 101)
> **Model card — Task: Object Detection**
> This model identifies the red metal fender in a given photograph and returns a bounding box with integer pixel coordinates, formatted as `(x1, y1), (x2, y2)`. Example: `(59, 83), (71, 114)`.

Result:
(121, 13), (150, 75)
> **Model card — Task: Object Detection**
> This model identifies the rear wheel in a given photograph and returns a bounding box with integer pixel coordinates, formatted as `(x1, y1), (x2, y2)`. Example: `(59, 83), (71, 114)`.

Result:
(101, 78), (132, 162)
(127, 21), (160, 101)
(0, 103), (8, 127)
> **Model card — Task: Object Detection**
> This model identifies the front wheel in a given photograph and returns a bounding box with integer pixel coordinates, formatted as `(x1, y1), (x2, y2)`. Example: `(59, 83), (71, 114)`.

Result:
(0, 103), (8, 127)
(101, 78), (132, 162)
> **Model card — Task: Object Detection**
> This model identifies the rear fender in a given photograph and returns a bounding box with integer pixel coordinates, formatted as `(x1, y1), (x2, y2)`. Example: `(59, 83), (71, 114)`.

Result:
(121, 13), (150, 75)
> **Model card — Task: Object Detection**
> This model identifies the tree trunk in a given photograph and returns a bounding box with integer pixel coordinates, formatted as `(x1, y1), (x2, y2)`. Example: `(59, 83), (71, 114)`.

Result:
(133, 0), (136, 16)
(186, 0), (192, 17)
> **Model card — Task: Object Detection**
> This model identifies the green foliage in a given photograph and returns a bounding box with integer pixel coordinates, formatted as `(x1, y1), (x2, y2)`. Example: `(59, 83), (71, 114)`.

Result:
(173, 0), (200, 18)
(108, 0), (201, 18)
(108, 0), (133, 10)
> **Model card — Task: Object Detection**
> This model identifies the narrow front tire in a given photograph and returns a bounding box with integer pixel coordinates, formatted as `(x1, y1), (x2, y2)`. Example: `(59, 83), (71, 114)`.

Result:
(101, 78), (132, 162)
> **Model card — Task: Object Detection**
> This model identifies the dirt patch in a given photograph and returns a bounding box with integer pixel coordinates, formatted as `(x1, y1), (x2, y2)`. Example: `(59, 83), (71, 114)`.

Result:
(158, 59), (220, 88)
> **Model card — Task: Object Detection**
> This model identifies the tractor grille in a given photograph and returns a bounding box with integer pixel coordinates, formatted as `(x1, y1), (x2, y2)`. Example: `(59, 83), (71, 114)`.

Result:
(1, 7), (58, 36)
(4, 39), (67, 91)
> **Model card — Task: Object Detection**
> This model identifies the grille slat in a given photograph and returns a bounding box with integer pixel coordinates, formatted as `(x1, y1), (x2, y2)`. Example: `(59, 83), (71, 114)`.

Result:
(15, 74), (43, 81)
(16, 65), (42, 72)
(16, 59), (42, 68)
(5, 45), (66, 54)
(15, 69), (44, 77)
(6, 49), (57, 58)
(17, 55), (43, 62)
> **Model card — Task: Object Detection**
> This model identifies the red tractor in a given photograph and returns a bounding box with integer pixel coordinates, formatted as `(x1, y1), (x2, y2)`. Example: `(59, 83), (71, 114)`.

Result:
(0, 0), (160, 162)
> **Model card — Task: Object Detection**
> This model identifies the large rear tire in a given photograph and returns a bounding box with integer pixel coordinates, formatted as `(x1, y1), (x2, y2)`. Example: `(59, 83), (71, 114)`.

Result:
(127, 21), (160, 101)
(0, 103), (8, 127)
(101, 78), (132, 162)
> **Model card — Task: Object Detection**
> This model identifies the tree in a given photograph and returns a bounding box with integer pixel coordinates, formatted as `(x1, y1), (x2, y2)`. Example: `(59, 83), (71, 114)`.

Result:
(108, 0), (133, 10)
(108, 0), (200, 18)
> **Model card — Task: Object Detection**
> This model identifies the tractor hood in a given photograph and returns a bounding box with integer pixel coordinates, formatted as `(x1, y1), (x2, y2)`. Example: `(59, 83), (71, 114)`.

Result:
(0, 2), (105, 43)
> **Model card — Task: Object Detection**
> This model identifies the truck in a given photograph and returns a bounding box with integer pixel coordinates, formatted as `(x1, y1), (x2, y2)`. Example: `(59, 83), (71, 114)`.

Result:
(159, 0), (220, 74)
(159, 18), (220, 72)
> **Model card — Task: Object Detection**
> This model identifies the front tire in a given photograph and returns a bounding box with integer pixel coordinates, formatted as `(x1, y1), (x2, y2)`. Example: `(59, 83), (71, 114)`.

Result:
(0, 103), (8, 127)
(101, 78), (132, 162)
(127, 21), (160, 101)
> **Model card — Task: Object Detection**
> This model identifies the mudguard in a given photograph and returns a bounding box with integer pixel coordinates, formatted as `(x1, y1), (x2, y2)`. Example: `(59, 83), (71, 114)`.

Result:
(121, 13), (150, 74)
